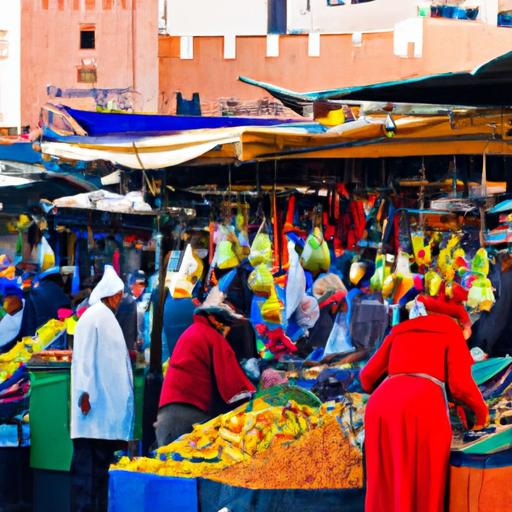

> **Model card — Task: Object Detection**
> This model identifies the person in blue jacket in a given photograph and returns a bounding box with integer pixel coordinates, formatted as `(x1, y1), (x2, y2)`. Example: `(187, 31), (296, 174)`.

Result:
(20, 267), (71, 336)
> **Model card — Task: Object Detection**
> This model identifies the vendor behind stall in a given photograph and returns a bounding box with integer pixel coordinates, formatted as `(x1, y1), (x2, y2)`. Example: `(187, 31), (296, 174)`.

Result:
(0, 283), (25, 352)
(155, 302), (256, 447)
(20, 266), (71, 337)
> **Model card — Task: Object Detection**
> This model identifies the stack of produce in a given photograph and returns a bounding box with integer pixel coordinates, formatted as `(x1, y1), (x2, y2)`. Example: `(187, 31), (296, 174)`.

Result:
(0, 319), (65, 384)
(0, 343), (33, 384)
(113, 393), (367, 490)
(113, 398), (320, 478)
(207, 403), (364, 489)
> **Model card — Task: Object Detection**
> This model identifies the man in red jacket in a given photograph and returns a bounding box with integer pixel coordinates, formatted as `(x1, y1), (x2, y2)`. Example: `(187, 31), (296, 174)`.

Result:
(155, 304), (256, 447)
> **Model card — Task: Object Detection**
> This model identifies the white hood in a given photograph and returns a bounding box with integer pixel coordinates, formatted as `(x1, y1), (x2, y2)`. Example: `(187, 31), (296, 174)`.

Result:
(89, 265), (124, 305)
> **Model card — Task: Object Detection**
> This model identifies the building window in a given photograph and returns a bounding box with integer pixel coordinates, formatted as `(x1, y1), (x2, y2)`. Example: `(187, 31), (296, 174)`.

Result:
(80, 25), (96, 50)
(77, 66), (97, 83)
(0, 31), (8, 59)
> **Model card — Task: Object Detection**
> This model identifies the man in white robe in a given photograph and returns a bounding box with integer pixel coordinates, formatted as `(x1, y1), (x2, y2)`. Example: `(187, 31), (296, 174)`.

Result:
(70, 265), (134, 512)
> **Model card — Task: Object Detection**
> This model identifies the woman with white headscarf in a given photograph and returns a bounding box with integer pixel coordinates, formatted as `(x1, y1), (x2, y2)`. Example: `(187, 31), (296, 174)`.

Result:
(0, 284), (25, 352)
(70, 265), (134, 512)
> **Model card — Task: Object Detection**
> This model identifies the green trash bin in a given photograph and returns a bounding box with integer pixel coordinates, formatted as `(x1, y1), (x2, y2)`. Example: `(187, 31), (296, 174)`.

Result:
(29, 363), (145, 468)
(28, 363), (73, 472)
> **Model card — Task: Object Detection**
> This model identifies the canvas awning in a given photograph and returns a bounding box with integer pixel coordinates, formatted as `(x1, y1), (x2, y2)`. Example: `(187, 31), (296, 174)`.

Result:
(40, 104), (512, 168)
(237, 109), (512, 161)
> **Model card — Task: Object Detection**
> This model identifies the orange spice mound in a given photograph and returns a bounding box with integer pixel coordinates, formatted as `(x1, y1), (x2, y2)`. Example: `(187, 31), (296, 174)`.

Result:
(207, 416), (363, 490)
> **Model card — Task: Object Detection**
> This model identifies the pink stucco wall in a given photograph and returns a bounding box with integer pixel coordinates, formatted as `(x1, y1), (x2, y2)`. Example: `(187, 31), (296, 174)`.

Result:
(21, 0), (158, 128)
(159, 18), (512, 116)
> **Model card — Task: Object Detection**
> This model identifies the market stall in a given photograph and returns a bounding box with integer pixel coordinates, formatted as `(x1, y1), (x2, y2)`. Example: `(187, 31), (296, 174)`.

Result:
(4, 64), (512, 510)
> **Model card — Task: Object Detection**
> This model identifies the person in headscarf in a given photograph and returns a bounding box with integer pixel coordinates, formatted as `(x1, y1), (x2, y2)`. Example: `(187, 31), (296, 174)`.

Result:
(360, 293), (489, 512)
(19, 266), (71, 337)
(307, 273), (347, 350)
(0, 283), (25, 352)
(155, 301), (256, 447)
(70, 265), (134, 512)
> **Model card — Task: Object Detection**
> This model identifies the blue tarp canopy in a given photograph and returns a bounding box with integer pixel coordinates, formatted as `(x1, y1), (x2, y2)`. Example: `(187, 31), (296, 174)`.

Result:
(58, 106), (298, 137)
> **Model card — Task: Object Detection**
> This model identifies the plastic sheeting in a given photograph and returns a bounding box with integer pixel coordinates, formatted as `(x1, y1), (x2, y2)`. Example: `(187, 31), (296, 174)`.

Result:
(41, 129), (242, 170)
(54, 190), (153, 214)
(108, 471), (198, 512)
(472, 357), (512, 386)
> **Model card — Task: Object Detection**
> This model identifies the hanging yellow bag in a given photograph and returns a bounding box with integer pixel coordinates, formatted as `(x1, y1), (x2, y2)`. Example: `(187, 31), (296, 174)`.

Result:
(248, 264), (274, 296)
(249, 221), (273, 267)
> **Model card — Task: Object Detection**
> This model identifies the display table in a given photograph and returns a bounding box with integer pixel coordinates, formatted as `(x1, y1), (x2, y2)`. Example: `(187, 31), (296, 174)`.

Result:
(108, 470), (365, 512)
(108, 471), (198, 512)
(198, 479), (365, 512)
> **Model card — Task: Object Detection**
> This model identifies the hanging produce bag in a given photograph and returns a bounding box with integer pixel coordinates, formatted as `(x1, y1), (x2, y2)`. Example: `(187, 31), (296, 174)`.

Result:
(38, 237), (55, 272)
(213, 225), (239, 270)
(248, 264), (274, 296)
(285, 242), (306, 320)
(300, 227), (331, 274)
(249, 220), (273, 267)
(260, 289), (284, 325)
(167, 244), (200, 299)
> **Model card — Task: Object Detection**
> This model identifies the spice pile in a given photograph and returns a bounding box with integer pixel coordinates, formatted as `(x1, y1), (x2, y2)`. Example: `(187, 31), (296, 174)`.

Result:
(113, 399), (320, 478)
(207, 399), (364, 489)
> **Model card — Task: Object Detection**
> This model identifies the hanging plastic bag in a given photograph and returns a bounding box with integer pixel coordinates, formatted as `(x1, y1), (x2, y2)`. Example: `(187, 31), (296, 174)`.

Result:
(324, 312), (354, 356)
(472, 248), (490, 276)
(249, 220), (273, 267)
(235, 203), (250, 255)
(285, 242), (306, 319)
(424, 269), (442, 296)
(212, 224), (239, 270)
(38, 237), (55, 272)
(393, 251), (414, 303)
(248, 264), (274, 296)
(167, 244), (199, 298)
(295, 295), (320, 329)
(260, 288), (284, 325)
(300, 227), (331, 274)
(467, 276), (495, 312)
